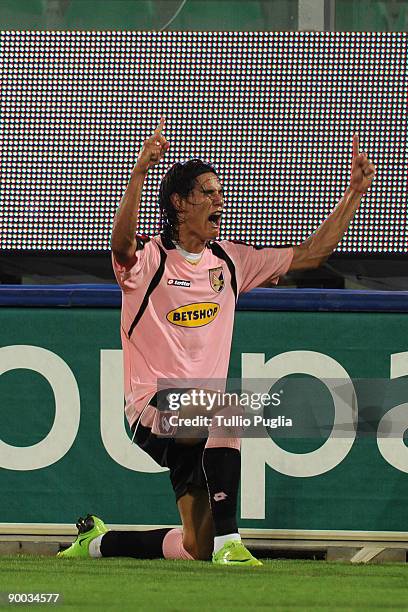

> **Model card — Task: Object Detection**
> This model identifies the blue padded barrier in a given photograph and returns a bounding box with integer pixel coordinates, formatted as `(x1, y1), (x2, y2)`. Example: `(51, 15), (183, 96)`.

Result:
(0, 285), (407, 312)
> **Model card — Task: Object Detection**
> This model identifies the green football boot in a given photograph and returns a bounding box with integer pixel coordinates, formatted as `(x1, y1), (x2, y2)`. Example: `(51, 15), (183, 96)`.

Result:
(57, 514), (109, 558)
(212, 540), (263, 566)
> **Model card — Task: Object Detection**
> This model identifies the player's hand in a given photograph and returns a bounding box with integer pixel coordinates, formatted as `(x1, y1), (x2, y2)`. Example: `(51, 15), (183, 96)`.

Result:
(133, 117), (170, 174)
(350, 133), (376, 194)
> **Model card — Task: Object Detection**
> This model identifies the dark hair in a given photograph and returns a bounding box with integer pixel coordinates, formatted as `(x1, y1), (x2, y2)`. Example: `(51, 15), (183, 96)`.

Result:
(159, 159), (218, 242)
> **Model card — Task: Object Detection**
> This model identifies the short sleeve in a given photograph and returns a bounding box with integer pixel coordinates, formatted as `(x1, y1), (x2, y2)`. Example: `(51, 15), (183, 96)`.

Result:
(111, 237), (160, 292)
(222, 241), (293, 294)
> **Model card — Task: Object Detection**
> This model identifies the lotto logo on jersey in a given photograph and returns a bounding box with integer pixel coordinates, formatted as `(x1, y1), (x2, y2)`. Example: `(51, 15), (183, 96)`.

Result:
(166, 302), (220, 327)
(167, 278), (191, 287)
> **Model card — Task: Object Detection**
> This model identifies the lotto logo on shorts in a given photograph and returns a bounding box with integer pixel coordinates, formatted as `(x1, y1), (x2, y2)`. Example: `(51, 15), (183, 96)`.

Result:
(166, 302), (220, 327)
(214, 492), (227, 501)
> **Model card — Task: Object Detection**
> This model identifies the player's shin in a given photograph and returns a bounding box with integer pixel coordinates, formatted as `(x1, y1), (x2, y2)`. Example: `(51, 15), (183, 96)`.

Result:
(203, 407), (262, 566)
(100, 528), (173, 558)
(203, 404), (242, 551)
(202, 443), (241, 550)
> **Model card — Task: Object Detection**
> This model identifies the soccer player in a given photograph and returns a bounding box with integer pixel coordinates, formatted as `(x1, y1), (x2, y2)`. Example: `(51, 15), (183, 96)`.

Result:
(59, 118), (375, 565)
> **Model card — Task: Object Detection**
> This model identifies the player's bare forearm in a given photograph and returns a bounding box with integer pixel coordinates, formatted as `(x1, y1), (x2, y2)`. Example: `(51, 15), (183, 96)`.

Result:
(110, 117), (169, 265)
(111, 169), (146, 263)
(290, 187), (362, 270)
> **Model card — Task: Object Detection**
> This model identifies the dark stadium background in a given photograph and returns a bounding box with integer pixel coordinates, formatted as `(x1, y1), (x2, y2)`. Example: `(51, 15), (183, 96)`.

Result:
(1, 2), (407, 288)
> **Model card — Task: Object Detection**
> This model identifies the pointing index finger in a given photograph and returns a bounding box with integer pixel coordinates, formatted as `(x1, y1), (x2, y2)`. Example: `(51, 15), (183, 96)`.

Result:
(154, 116), (165, 136)
(353, 133), (359, 159)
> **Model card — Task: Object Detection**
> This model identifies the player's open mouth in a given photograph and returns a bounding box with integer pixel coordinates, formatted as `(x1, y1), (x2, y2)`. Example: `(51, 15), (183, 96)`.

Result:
(208, 212), (222, 228)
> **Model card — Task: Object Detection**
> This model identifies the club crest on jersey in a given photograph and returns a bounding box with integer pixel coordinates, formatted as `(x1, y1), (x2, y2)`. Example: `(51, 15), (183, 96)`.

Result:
(209, 267), (224, 293)
(167, 302), (220, 327)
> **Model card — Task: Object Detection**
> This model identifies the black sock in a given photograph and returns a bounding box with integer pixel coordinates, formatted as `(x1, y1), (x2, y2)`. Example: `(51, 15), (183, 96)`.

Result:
(202, 447), (240, 536)
(100, 528), (171, 558)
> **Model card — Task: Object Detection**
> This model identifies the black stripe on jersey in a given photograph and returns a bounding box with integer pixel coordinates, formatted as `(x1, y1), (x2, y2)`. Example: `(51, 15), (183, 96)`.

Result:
(160, 232), (177, 250)
(207, 242), (237, 302)
(128, 245), (167, 338)
(136, 235), (151, 251)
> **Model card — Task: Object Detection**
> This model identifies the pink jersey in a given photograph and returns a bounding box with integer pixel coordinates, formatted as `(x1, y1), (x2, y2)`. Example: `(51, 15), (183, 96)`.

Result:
(112, 233), (293, 427)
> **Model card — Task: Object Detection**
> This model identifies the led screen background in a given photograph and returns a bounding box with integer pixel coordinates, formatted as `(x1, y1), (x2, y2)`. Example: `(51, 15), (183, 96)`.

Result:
(1, 31), (406, 253)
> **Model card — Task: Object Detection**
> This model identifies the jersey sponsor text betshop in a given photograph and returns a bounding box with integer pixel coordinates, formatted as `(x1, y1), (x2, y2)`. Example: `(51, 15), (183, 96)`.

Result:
(167, 302), (220, 327)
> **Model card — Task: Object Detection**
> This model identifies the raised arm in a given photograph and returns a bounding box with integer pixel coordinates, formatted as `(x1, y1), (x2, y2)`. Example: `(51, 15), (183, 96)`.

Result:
(289, 134), (376, 271)
(111, 117), (169, 266)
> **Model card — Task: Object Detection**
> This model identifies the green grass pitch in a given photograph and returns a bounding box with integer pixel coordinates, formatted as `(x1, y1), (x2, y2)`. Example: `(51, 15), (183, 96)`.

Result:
(0, 556), (407, 611)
